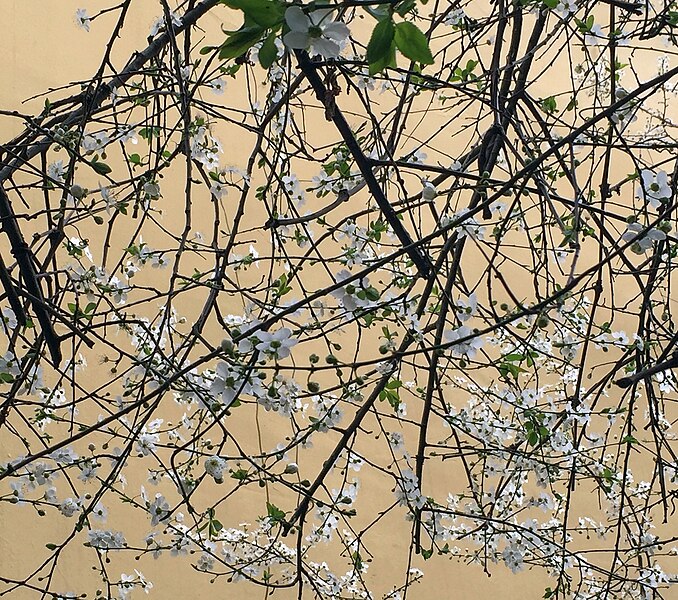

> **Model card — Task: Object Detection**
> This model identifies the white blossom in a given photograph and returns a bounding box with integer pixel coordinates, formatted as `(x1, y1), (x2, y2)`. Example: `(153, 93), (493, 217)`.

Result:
(75, 8), (91, 32)
(58, 497), (82, 517)
(622, 222), (667, 254)
(421, 181), (436, 200)
(637, 169), (672, 208)
(88, 529), (127, 550)
(147, 493), (170, 526)
(204, 456), (228, 483)
(444, 325), (484, 359)
(209, 78), (226, 95)
(282, 7), (350, 59)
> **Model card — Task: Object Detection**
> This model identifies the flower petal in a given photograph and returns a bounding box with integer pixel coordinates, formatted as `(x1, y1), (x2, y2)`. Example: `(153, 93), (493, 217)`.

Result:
(311, 37), (341, 58)
(285, 6), (310, 32)
(283, 30), (310, 50)
(322, 21), (350, 42)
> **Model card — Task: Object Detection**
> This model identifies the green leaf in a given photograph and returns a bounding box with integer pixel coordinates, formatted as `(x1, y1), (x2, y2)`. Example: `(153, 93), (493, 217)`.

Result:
(367, 18), (395, 66)
(219, 25), (265, 60)
(266, 501), (286, 523)
(221, 0), (284, 27)
(394, 21), (433, 64)
(364, 286), (380, 301)
(0, 372), (15, 383)
(138, 126), (160, 139)
(231, 468), (249, 481)
(395, 0), (417, 17)
(128, 153), (142, 166)
(258, 32), (278, 69)
(90, 159), (112, 175)
(541, 96), (557, 114)
(209, 518), (223, 536)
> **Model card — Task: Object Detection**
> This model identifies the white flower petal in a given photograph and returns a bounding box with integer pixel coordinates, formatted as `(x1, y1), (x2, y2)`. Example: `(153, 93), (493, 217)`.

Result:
(322, 21), (350, 42)
(307, 8), (334, 26)
(311, 37), (341, 59)
(283, 30), (310, 50)
(285, 6), (310, 32)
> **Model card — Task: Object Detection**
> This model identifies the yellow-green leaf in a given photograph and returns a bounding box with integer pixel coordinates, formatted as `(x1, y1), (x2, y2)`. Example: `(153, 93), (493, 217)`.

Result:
(394, 21), (433, 65)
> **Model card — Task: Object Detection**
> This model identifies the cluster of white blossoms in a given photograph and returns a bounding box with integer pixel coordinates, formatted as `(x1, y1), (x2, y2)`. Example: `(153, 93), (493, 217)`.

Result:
(394, 469), (426, 510)
(238, 326), (298, 360)
(330, 269), (381, 315)
(204, 456), (228, 483)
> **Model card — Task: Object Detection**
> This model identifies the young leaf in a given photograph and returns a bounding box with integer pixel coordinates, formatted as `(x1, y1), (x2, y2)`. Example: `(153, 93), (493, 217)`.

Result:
(266, 501), (286, 523)
(394, 21), (433, 65)
(366, 18), (395, 65)
(219, 25), (265, 60)
(258, 32), (278, 69)
(368, 40), (397, 75)
(395, 0), (417, 17)
(221, 0), (284, 28)
(90, 159), (112, 175)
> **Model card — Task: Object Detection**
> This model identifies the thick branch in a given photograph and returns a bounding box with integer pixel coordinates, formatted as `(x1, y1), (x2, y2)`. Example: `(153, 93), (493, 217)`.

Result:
(295, 50), (433, 278)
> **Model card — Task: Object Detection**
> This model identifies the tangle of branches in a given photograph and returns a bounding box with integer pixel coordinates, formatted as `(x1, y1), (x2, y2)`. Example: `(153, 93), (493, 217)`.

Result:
(1, 0), (677, 598)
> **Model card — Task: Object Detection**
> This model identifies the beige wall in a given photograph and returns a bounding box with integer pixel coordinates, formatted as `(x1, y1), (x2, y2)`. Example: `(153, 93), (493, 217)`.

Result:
(1, 3), (671, 600)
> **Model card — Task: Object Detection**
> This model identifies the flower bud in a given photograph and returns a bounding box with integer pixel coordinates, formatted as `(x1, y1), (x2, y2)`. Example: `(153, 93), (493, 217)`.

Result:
(70, 184), (86, 199)
(421, 182), (436, 201)
(143, 182), (161, 198)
